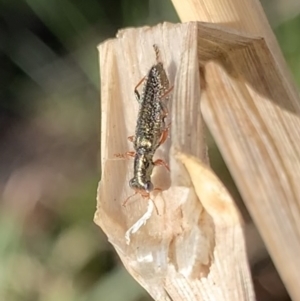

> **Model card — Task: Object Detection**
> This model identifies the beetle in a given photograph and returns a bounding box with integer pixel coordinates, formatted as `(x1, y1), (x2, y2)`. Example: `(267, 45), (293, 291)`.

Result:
(116, 44), (172, 205)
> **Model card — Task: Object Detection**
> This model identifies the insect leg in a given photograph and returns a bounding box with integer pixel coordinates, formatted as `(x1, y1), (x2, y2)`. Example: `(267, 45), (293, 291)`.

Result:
(152, 187), (165, 215)
(158, 122), (171, 147)
(158, 129), (168, 146)
(160, 86), (173, 124)
(114, 135), (135, 158)
(134, 76), (146, 103)
(153, 159), (170, 172)
(122, 191), (139, 206)
(160, 101), (169, 119)
(114, 151), (135, 159)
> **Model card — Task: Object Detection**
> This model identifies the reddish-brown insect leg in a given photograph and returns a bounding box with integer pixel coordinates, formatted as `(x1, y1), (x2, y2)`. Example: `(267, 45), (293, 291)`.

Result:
(152, 188), (163, 214)
(122, 188), (162, 214)
(123, 190), (151, 207)
(158, 122), (171, 146)
(114, 151), (135, 159)
(161, 103), (169, 120)
(134, 76), (146, 91)
(154, 159), (170, 172)
(122, 191), (138, 207)
(134, 76), (147, 100)
(158, 129), (169, 146)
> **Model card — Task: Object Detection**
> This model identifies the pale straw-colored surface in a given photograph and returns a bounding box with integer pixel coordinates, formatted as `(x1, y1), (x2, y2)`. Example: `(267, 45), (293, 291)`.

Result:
(170, 1), (300, 300)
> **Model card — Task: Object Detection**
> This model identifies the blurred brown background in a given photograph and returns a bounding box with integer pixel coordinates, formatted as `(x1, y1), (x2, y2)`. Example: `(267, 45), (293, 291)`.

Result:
(0, 0), (299, 300)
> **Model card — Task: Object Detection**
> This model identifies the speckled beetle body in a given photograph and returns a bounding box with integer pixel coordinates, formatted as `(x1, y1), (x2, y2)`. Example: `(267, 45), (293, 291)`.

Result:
(116, 45), (172, 204)
(128, 45), (172, 200)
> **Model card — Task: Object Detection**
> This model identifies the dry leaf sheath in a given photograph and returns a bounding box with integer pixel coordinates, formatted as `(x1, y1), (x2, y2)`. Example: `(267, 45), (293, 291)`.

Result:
(94, 22), (256, 301)
(171, 1), (300, 300)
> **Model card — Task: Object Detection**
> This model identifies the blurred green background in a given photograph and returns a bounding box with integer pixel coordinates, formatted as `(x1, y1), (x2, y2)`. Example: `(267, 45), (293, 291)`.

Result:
(0, 0), (299, 300)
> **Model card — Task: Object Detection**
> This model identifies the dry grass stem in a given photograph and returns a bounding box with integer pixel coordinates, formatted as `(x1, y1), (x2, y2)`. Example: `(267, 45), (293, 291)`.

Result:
(170, 1), (300, 299)
(94, 22), (261, 301)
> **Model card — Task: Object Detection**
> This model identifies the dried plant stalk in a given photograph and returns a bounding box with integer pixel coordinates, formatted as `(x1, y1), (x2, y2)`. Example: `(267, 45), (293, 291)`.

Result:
(94, 22), (257, 301)
(170, 0), (299, 105)
(201, 52), (300, 301)
(170, 1), (300, 300)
